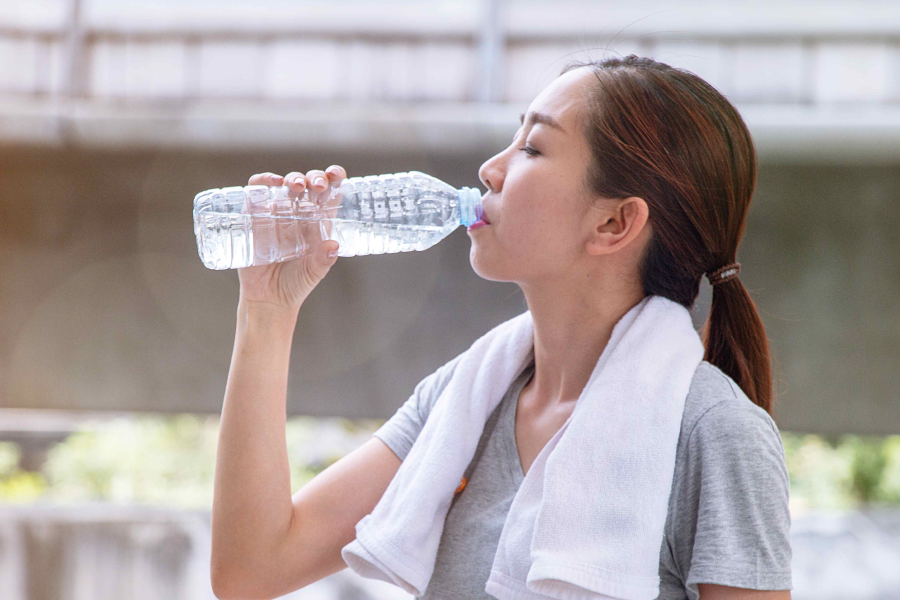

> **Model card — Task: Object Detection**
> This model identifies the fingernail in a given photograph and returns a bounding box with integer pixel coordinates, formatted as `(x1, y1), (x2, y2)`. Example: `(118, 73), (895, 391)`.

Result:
(314, 176), (326, 187)
(293, 176), (304, 186)
(327, 248), (338, 258)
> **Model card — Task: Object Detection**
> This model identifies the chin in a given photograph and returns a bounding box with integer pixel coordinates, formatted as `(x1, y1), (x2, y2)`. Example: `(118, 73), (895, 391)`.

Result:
(468, 245), (515, 283)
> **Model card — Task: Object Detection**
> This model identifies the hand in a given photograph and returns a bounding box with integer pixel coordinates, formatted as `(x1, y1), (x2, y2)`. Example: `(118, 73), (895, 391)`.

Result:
(236, 165), (347, 312)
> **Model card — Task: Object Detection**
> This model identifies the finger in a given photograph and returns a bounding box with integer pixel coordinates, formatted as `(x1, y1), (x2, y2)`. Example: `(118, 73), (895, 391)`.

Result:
(305, 169), (329, 192)
(325, 165), (347, 186)
(321, 166), (345, 214)
(318, 240), (340, 264)
(283, 171), (308, 195)
(248, 172), (284, 186)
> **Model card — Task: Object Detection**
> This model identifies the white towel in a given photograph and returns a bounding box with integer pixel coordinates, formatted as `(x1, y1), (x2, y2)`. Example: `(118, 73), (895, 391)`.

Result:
(341, 294), (705, 600)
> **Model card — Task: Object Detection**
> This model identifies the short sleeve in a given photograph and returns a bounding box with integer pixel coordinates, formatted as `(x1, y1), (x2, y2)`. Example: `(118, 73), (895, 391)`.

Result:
(682, 398), (793, 596)
(372, 352), (464, 462)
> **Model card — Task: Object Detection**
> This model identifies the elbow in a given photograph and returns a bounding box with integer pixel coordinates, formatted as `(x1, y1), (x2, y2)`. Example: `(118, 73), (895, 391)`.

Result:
(210, 530), (260, 599)
(211, 552), (291, 600)
(210, 575), (233, 600)
(210, 557), (244, 600)
(211, 555), (266, 600)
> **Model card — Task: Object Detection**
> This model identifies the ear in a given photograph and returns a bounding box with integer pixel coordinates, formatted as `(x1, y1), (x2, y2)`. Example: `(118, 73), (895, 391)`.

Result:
(584, 196), (650, 256)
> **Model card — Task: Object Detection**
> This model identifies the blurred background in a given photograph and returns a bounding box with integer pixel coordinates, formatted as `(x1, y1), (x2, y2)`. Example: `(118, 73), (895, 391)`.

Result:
(1, 0), (900, 598)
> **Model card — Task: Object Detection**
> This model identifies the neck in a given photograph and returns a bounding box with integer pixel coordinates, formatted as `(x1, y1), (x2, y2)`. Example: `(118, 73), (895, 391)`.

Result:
(519, 277), (646, 410)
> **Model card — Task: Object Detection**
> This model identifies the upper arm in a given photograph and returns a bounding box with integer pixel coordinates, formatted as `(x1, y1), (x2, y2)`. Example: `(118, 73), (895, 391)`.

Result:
(248, 355), (463, 598)
(264, 436), (404, 597)
(682, 398), (793, 595)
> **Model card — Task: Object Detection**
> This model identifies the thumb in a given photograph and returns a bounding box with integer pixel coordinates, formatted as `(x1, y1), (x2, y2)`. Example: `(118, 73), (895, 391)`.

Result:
(318, 240), (340, 266)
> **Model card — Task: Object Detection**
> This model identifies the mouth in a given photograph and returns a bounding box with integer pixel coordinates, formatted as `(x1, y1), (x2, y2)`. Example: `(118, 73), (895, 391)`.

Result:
(467, 218), (489, 232)
(468, 198), (492, 231)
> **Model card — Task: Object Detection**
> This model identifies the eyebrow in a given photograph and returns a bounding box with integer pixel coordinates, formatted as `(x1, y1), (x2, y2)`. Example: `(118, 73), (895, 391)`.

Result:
(519, 111), (565, 133)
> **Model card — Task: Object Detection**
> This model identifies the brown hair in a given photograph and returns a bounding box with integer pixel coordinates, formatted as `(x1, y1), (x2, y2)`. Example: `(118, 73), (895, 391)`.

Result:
(562, 54), (774, 414)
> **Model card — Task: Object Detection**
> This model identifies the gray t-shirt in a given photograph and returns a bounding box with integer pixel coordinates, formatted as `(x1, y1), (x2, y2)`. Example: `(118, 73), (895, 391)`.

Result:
(371, 351), (792, 599)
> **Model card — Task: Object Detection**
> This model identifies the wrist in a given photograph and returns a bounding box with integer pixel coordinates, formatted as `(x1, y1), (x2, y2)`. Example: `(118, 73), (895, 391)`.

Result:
(236, 299), (299, 336)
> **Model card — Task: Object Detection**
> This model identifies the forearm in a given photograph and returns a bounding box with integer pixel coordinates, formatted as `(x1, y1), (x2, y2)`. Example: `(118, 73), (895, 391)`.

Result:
(211, 299), (300, 579)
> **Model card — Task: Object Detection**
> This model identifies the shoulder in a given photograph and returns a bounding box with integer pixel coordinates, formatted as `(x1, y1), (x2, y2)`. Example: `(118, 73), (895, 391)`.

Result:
(409, 351), (465, 422)
(679, 361), (783, 456)
(670, 362), (791, 535)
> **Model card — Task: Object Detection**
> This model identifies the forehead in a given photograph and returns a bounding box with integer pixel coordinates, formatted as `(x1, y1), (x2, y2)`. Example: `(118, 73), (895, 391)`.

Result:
(526, 66), (595, 131)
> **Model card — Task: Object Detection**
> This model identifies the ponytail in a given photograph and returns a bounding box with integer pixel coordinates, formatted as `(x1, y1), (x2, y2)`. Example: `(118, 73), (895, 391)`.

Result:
(701, 278), (773, 414)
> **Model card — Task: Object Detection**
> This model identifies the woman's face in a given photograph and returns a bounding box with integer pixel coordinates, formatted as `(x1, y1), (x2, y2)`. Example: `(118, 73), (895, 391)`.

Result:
(471, 66), (610, 285)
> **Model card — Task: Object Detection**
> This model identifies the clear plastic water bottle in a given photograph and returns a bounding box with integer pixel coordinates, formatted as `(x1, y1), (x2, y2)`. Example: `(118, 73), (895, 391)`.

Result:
(193, 171), (484, 270)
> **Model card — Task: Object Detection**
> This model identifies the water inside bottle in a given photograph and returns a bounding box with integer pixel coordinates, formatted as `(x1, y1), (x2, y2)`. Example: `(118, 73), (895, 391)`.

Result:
(195, 212), (452, 269)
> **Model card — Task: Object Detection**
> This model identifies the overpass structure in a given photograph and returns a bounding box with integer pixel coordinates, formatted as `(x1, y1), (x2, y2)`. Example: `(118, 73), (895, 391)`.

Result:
(3, 0), (900, 159)
(1, 0), (899, 434)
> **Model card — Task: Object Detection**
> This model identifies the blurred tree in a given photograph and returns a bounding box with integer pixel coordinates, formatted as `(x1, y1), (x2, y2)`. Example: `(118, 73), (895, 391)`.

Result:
(850, 436), (887, 504)
(3, 418), (900, 511)
(843, 436), (889, 504)
(0, 440), (47, 501)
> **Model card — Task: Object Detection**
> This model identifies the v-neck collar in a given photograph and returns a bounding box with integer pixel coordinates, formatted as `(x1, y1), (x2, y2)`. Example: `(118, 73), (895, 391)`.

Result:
(506, 354), (579, 486)
(507, 357), (535, 485)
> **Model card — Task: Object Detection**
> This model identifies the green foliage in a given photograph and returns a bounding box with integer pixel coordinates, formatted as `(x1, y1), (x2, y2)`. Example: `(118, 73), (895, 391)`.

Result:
(782, 432), (900, 512)
(843, 436), (889, 503)
(880, 436), (900, 504)
(0, 414), (383, 508)
(42, 414), (220, 507)
(0, 441), (19, 476)
(0, 441), (48, 502)
(781, 433), (855, 511)
(2, 414), (900, 512)
(0, 471), (48, 502)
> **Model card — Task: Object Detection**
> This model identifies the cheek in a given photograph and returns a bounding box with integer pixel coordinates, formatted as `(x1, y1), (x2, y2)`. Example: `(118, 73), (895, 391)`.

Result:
(513, 187), (579, 235)
(496, 174), (586, 253)
(530, 206), (589, 262)
(503, 209), (573, 262)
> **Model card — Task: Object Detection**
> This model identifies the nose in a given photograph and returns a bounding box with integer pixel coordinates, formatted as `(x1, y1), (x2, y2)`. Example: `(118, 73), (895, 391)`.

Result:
(478, 149), (506, 194)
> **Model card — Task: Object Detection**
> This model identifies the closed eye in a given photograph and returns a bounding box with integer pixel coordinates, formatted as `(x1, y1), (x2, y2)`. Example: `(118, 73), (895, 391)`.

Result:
(519, 145), (540, 156)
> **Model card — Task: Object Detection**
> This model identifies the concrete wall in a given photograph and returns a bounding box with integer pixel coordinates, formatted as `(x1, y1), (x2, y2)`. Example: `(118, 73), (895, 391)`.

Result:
(0, 505), (410, 600)
(1, 505), (898, 600)
(0, 147), (898, 435)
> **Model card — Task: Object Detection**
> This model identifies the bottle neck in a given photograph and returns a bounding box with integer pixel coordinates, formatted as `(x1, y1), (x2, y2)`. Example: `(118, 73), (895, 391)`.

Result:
(458, 187), (483, 227)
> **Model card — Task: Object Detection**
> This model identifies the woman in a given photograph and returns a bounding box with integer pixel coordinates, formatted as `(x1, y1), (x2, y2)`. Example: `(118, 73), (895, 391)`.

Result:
(210, 55), (792, 600)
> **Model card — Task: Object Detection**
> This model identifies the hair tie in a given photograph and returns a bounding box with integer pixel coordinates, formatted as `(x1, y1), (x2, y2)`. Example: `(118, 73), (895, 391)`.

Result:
(706, 262), (741, 286)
